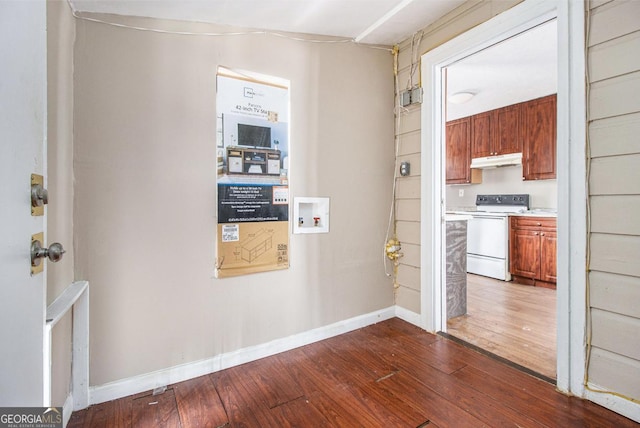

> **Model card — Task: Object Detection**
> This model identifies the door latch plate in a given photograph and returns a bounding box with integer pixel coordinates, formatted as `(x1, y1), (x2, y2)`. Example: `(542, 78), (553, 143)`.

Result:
(31, 232), (44, 275)
(31, 174), (44, 216)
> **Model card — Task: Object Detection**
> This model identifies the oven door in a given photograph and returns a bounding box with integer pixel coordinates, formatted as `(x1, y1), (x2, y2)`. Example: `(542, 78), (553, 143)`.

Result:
(467, 215), (507, 258)
(466, 215), (510, 280)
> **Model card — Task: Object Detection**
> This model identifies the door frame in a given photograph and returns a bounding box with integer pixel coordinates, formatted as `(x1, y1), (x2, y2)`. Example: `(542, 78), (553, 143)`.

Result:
(419, 0), (586, 396)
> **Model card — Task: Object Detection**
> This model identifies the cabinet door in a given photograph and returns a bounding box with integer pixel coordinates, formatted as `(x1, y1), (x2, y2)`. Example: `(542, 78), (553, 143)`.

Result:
(540, 231), (557, 283)
(471, 111), (492, 158)
(446, 117), (471, 184)
(523, 94), (556, 180)
(494, 103), (522, 155)
(510, 228), (540, 279)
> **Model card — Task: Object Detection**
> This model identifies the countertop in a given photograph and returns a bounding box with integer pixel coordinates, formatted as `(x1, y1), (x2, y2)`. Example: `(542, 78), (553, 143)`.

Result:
(447, 209), (557, 218)
(445, 214), (473, 221)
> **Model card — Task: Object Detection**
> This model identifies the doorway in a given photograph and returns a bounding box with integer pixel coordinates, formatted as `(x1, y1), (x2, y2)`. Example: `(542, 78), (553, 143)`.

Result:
(418, 0), (588, 395)
(442, 20), (558, 380)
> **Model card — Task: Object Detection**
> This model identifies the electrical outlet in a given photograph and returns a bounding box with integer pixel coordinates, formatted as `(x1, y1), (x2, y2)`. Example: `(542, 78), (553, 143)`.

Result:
(459, 189), (464, 197)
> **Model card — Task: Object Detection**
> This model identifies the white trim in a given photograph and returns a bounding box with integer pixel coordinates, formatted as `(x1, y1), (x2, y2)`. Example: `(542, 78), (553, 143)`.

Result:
(394, 305), (421, 327)
(44, 281), (90, 411)
(420, 0), (587, 399)
(72, 282), (90, 410)
(585, 385), (640, 423)
(63, 393), (74, 428)
(556, 0), (587, 396)
(89, 306), (396, 405)
(420, 0), (558, 333)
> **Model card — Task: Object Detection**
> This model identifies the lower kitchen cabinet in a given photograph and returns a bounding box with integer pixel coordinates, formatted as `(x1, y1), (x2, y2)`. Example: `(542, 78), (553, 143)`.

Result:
(509, 216), (557, 288)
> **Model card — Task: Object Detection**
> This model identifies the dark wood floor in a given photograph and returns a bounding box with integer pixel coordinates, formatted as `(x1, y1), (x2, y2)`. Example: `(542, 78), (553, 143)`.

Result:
(68, 318), (638, 427)
(447, 274), (557, 379)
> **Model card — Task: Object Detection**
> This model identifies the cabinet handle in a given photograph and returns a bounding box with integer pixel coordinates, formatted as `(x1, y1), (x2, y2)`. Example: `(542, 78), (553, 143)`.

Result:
(541, 233), (545, 236)
(537, 222), (541, 226)
(534, 232), (539, 235)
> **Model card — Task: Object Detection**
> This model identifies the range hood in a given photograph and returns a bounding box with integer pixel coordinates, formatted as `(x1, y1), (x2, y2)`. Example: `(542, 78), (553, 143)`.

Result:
(470, 152), (522, 169)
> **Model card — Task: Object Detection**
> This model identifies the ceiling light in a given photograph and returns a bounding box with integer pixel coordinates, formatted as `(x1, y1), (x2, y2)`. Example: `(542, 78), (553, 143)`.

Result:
(448, 92), (475, 104)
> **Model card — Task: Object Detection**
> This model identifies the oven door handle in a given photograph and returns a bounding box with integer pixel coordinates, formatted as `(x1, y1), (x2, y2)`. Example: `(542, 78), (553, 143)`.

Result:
(470, 215), (506, 221)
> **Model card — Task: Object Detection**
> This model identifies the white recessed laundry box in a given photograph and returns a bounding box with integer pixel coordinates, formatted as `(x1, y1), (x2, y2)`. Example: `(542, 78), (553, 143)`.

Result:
(293, 197), (330, 234)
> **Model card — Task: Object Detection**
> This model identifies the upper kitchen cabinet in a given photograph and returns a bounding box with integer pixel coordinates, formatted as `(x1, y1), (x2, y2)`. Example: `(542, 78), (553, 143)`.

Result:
(522, 94), (557, 180)
(446, 117), (482, 184)
(471, 104), (522, 158)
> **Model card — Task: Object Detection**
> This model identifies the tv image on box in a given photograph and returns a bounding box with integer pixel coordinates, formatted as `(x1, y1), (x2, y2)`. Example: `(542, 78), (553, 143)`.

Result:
(238, 123), (271, 148)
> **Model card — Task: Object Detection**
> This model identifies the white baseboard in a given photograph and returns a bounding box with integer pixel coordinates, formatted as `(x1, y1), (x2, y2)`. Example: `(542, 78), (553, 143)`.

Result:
(63, 393), (73, 427)
(585, 383), (640, 423)
(394, 306), (421, 327)
(89, 306), (396, 406)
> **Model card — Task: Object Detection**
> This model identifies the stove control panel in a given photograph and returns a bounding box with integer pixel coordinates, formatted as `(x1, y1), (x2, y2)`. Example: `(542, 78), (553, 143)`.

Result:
(476, 194), (529, 208)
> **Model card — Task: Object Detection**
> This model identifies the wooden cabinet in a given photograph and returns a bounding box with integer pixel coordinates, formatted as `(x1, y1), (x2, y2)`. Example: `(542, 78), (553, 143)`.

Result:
(471, 104), (522, 159)
(509, 216), (557, 288)
(446, 117), (482, 184)
(523, 94), (556, 180)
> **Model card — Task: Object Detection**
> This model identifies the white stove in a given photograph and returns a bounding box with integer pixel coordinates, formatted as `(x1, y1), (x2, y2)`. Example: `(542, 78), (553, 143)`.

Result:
(463, 194), (529, 281)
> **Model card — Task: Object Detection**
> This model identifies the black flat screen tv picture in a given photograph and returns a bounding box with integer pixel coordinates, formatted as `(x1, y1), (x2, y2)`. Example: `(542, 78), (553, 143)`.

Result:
(238, 123), (271, 148)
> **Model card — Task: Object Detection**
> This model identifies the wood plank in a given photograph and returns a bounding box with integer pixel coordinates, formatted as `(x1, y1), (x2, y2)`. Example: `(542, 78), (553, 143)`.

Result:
(589, 30), (640, 83)
(589, 271), (640, 318)
(396, 263), (420, 291)
(588, 0), (640, 47)
(446, 274), (556, 379)
(172, 375), (227, 428)
(452, 364), (638, 428)
(211, 366), (280, 427)
(67, 393), (136, 428)
(274, 351), (375, 427)
(395, 175), (420, 199)
(590, 195), (640, 235)
(395, 198), (420, 221)
(590, 153), (640, 195)
(398, 242), (419, 267)
(589, 71), (640, 121)
(590, 233), (640, 277)
(588, 346), (640, 401)
(131, 389), (181, 428)
(399, 107), (421, 133)
(236, 354), (304, 409)
(591, 308), (640, 360)
(394, 285), (420, 314)
(397, 129), (421, 156)
(396, 219), (420, 245)
(589, 112), (640, 158)
(68, 319), (639, 427)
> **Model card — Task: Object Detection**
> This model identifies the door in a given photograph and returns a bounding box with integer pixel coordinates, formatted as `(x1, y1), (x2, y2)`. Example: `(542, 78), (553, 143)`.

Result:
(0, 1), (48, 406)
(445, 117), (471, 184)
(510, 229), (540, 279)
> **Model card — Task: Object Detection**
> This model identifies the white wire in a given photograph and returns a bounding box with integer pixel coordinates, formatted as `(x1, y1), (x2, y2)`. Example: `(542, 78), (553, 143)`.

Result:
(67, 2), (392, 51)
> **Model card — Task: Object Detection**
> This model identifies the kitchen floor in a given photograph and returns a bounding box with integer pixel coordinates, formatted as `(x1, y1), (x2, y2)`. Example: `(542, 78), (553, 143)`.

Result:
(447, 274), (557, 380)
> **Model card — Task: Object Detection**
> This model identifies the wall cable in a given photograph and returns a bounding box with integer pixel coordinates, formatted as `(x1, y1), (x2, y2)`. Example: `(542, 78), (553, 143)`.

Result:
(384, 44), (402, 279)
(581, 0), (639, 405)
(66, 1), (391, 51)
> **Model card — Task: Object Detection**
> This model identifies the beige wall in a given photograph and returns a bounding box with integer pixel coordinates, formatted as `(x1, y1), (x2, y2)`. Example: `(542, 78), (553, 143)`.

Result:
(47, 0), (75, 407)
(394, 0), (522, 314)
(586, 0), (640, 401)
(446, 168), (557, 210)
(73, 14), (394, 386)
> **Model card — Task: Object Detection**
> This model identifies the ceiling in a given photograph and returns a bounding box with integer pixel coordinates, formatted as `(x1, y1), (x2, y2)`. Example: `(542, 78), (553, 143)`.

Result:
(446, 19), (558, 120)
(69, 0), (467, 46)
